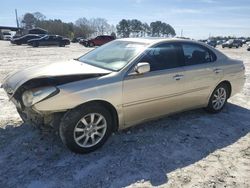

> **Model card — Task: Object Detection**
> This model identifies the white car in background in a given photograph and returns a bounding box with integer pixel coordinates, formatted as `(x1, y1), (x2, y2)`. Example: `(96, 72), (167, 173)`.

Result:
(2, 33), (12, 41)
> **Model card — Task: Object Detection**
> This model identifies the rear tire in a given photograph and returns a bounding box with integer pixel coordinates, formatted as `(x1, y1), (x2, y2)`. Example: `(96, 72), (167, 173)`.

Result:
(205, 84), (229, 113)
(59, 104), (113, 154)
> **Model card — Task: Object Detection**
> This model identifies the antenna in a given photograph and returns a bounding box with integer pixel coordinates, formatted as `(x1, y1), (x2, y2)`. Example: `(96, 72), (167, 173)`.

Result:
(15, 9), (19, 28)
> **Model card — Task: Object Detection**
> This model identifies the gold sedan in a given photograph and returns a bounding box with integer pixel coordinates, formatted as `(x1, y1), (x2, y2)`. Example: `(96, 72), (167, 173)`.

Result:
(2, 38), (245, 153)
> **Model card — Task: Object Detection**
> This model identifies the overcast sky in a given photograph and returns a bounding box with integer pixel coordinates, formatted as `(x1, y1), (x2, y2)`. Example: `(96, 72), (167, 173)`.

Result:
(1, 0), (250, 39)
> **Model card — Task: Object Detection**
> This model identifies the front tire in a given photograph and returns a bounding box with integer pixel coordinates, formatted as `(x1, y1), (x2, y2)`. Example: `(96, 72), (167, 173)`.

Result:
(59, 104), (113, 154)
(205, 84), (229, 113)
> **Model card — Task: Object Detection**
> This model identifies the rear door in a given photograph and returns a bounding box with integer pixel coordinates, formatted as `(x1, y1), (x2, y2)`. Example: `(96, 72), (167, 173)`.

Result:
(180, 42), (223, 107)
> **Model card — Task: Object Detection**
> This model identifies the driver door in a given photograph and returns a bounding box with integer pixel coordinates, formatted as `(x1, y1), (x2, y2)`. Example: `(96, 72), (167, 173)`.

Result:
(122, 43), (187, 127)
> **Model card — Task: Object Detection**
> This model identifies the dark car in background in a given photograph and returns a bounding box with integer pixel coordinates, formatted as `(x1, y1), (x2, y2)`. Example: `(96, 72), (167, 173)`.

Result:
(80, 35), (115, 47)
(11, 34), (43, 45)
(71, 37), (85, 43)
(27, 35), (70, 47)
(222, 39), (241, 48)
(234, 39), (243, 47)
(206, 40), (217, 48)
(247, 44), (250, 51)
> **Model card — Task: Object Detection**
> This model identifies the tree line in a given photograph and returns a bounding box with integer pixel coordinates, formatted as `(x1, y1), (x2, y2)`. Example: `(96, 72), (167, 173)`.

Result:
(21, 12), (176, 39)
(21, 12), (115, 38)
(116, 19), (176, 38)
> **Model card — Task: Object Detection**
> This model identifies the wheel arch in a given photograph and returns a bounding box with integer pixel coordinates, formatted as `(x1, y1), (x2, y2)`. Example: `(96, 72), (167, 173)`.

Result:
(207, 80), (232, 105)
(74, 100), (119, 132)
(218, 80), (232, 98)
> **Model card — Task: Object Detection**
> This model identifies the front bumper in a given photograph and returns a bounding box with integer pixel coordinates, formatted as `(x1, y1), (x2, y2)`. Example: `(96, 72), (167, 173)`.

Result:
(16, 105), (63, 129)
(17, 107), (44, 126)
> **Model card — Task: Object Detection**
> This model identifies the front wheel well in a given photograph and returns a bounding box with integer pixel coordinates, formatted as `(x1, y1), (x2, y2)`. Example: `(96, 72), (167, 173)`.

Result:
(217, 80), (232, 98)
(75, 100), (119, 132)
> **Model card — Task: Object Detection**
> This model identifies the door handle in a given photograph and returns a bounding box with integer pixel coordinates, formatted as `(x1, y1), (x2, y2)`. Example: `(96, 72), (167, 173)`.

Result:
(213, 68), (222, 74)
(173, 74), (184, 81)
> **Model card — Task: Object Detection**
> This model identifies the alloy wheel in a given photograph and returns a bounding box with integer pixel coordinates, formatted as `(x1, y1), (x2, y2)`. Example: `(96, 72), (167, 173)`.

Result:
(73, 113), (107, 148)
(212, 87), (227, 110)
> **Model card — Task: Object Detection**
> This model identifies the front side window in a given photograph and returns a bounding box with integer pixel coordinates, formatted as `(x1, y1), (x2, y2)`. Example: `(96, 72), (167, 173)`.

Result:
(182, 43), (216, 66)
(78, 40), (148, 71)
(140, 43), (182, 71)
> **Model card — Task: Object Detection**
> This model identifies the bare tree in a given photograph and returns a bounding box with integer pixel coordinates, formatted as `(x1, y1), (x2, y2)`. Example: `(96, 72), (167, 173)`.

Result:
(75, 18), (94, 37)
(89, 18), (111, 35)
(21, 13), (36, 29)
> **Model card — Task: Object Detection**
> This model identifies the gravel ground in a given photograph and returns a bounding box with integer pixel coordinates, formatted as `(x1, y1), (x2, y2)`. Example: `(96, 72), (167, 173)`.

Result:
(0, 41), (249, 188)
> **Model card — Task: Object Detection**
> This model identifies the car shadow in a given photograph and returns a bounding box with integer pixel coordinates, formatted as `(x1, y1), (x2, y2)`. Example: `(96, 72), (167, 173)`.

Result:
(0, 103), (249, 187)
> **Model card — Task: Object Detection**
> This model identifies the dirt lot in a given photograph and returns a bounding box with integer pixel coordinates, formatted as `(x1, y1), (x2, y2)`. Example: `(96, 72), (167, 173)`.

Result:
(0, 41), (249, 188)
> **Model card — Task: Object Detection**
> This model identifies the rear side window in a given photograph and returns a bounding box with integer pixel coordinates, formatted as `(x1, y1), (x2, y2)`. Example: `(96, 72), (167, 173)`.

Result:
(140, 43), (182, 71)
(182, 43), (216, 66)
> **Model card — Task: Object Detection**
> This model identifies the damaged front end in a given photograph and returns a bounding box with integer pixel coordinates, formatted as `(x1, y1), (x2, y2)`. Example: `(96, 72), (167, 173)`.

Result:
(2, 73), (108, 128)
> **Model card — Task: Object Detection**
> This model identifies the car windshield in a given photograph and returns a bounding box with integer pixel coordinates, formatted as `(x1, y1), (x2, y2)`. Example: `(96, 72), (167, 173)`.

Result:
(78, 40), (148, 71)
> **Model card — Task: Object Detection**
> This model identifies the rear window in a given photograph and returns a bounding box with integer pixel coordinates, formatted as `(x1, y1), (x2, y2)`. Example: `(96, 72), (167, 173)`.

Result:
(182, 43), (217, 66)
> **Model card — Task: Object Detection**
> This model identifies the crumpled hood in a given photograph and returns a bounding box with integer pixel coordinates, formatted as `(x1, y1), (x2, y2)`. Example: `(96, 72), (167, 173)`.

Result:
(2, 59), (111, 95)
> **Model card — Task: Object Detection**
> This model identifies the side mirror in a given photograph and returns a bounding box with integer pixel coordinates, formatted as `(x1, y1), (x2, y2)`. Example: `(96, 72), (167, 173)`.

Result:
(134, 62), (150, 74)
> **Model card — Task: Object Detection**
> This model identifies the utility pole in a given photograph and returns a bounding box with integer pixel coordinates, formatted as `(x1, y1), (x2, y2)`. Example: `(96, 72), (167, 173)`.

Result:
(181, 29), (183, 38)
(15, 9), (19, 28)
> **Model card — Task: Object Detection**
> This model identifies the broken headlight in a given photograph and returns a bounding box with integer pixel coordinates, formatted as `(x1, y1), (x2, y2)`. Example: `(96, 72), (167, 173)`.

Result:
(22, 86), (59, 107)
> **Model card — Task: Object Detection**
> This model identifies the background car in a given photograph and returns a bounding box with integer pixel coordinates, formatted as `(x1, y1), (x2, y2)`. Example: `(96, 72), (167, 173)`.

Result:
(247, 44), (250, 51)
(27, 35), (70, 47)
(71, 37), (85, 43)
(80, 35), (115, 47)
(11, 34), (43, 45)
(234, 39), (243, 47)
(2, 32), (12, 41)
(222, 39), (240, 48)
(2, 38), (245, 153)
(216, 40), (223, 45)
(206, 40), (217, 48)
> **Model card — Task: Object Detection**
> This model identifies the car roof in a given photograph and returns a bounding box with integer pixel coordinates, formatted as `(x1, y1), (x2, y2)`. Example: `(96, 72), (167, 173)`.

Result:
(116, 37), (226, 59)
(117, 37), (205, 46)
